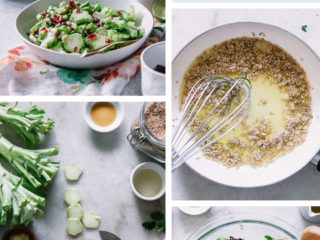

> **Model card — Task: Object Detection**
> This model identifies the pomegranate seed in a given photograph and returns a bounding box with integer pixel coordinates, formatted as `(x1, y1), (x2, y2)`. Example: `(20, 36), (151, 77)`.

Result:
(41, 27), (47, 32)
(97, 23), (101, 27)
(41, 16), (45, 20)
(42, 10), (48, 16)
(68, 0), (75, 8)
(73, 46), (77, 52)
(105, 38), (111, 44)
(87, 33), (97, 39)
(76, 9), (81, 13)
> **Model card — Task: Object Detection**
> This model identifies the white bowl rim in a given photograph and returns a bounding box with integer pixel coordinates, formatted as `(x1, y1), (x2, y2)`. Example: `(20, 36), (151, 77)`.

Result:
(15, 0), (153, 57)
(141, 41), (166, 77)
(130, 161), (166, 201)
(173, 21), (320, 65)
(83, 102), (124, 132)
(172, 21), (320, 188)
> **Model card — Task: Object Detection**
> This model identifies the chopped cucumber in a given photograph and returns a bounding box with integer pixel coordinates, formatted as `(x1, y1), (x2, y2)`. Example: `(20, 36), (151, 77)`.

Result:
(64, 188), (81, 205)
(50, 42), (66, 53)
(67, 203), (83, 219)
(28, 3), (144, 53)
(64, 163), (82, 181)
(40, 28), (58, 48)
(67, 218), (83, 236)
(70, 10), (93, 25)
(62, 33), (84, 53)
(85, 33), (108, 49)
(82, 211), (100, 229)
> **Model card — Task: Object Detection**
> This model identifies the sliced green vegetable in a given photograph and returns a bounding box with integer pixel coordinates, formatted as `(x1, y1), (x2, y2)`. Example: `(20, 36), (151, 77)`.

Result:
(67, 203), (83, 219)
(64, 188), (81, 205)
(64, 163), (83, 181)
(67, 218), (83, 236)
(82, 211), (100, 229)
(62, 33), (84, 53)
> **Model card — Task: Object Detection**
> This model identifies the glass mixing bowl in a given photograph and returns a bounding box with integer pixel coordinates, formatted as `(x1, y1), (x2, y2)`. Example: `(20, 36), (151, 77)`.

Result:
(187, 213), (299, 240)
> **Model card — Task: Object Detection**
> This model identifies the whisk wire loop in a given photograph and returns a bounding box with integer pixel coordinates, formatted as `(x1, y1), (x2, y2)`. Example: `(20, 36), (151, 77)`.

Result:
(172, 73), (252, 171)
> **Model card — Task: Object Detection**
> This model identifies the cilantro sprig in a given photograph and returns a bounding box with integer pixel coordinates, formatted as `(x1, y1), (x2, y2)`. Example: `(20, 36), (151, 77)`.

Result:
(142, 211), (165, 233)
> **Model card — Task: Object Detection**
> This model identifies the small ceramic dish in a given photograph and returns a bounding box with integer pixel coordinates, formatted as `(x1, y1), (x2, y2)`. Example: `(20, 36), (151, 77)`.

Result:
(15, 0), (153, 69)
(141, 41), (166, 96)
(2, 227), (36, 240)
(130, 162), (165, 201)
(84, 102), (124, 132)
(178, 206), (211, 216)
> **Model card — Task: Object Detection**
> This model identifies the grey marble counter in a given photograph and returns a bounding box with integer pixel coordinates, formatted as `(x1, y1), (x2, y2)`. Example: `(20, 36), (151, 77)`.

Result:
(0, 102), (165, 240)
(0, 0), (154, 96)
(172, 207), (310, 240)
(172, 9), (320, 200)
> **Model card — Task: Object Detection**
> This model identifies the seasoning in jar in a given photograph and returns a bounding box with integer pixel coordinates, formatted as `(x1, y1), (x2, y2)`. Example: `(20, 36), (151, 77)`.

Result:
(144, 102), (166, 141)
(127, 102), (166, 162)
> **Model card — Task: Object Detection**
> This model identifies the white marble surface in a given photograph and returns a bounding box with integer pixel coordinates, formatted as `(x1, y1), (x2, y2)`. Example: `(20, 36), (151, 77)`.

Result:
(0, 102), (165, 240)
(0, 0), (159, 96)
(172, 9), (320, 200)
(172, 207), (310, 240)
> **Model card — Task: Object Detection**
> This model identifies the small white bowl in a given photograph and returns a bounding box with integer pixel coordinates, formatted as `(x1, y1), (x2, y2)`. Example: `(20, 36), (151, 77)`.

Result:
(178, 206), (211, 216)
(141, 41), (166, 96)
(84, 102), (124, 132)
(130, 162), (165, 201)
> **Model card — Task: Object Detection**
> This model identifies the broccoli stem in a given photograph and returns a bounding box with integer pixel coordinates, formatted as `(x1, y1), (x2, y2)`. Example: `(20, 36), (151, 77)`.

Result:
(0, 164), (47, 225)
(0, 134), (59, 188)
(0, 104), (54, 148)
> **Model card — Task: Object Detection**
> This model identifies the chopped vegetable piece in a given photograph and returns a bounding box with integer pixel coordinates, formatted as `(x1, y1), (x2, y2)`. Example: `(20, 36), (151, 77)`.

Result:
(64, 188), (81, 205)
(67, 218), (83, 236)
(302, 25), (308, 32)
(64, 163), (82, 181)
(67, 203), (83, 219)
(82, 211), (100, 229)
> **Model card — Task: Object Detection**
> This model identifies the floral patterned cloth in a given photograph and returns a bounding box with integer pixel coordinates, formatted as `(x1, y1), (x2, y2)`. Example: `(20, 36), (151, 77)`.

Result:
(0, 24), (165, 95)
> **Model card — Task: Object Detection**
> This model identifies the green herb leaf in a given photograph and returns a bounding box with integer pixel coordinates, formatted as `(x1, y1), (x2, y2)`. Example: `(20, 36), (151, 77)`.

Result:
(264, 235), (274, 240)
(151, 211), (165, 221)
(142, 221), (156, 230)
(157, 219), (165, 232)
(302, 25), (308, 32)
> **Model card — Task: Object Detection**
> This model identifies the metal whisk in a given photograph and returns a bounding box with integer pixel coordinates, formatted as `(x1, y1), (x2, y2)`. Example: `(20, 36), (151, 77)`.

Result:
(172, 73), (252, 171)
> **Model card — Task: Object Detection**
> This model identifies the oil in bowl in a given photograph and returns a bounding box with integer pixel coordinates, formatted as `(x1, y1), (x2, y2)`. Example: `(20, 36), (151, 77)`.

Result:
(90, 102), (116, 127)
(130, 162), (165, 201)
(133, 169), (162, 198)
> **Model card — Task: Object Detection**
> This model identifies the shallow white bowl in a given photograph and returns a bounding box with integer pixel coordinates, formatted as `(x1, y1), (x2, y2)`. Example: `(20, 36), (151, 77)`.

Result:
(84, 102), (124, 132)
(15, 0), (153, 69)
(141, 41), (166, 95)
(130, 162), (165, 201)
(178, 206), (211, 216)
(172, 22), (320, 188)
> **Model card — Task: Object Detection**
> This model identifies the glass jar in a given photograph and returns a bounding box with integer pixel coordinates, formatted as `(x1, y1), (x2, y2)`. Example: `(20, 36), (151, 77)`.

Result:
(127, 103), (165, 162)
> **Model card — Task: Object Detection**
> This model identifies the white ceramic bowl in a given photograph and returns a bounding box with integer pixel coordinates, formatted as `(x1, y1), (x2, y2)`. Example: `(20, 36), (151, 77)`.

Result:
(141, 41), (166, 95)
(15, 0), (153, 69)
(172, 22), (320, 188)
(130, 162), (165, 201)
(178, 206), (211, 216)
(84, 102), (124, 132)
